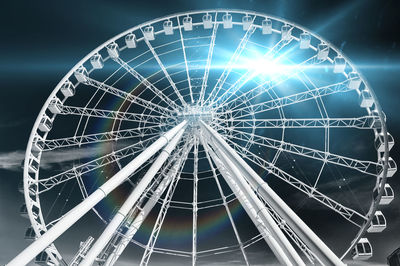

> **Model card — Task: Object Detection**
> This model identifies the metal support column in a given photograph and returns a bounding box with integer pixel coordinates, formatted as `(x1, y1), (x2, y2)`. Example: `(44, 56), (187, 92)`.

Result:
(7, 121), (187, 266)
(80, 127), (186, 266)
(200, 121), (345, 266)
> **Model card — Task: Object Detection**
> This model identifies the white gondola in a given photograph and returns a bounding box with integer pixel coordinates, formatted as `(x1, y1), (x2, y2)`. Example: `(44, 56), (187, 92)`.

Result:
(106, 43), (119, 59)
(262, 18), (272, 34)
(32, 135), (45, 152)
(35, 251), (51, 266)
(163, 20), (174, 35)
(333, 56), (346, 73)
(352, 238), (372, 260)
(369, 110), (384, 129)
(222, 13), (233, 29)
(60, 80), (75, 97)
(74, 66), (88, 83)
(24, 227), (36, 241)
(28, 154), (39, 174)
(299, 32), (311, 49)
(143, 26), (155, 40)
(38, 115), (52, 132)
(375, 132), (394, 152)
(202, 14), (213, 29)
(378, 183), (394, 205)
(125, 33), (136, 48)
(281, 25), (291, 41)
(242, 15), (252, 30)
(367, 211), (386, 233)
(377, 157), (397, 178)
(348, 72), (361, 90)
(48, 97), (62, 114)
(90, 53), (103, 69)
(183, 16), (193, 31)
(317, 43), (329, 60)
(359, 90), (374, 108)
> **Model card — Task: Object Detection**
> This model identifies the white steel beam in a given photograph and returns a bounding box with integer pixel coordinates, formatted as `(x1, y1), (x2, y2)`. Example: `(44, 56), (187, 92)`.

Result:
(202, 137), (249, 265)
(84, 77), (174, 116)
(7, 121), (187, 266)
(113, 57), (180, 110)
(206, 138), (305, 266)
(192, 138), (199, 266)
(200, 121), (345, 266)
(216, 116), (380, 129)
(43, 126), (161, 151)
(103, 141), (193, 266)
(204, 141), (295, 266)
(199, 12), (218, 105)
(80, 127), (186, 266)
(141, 28), (188, 106)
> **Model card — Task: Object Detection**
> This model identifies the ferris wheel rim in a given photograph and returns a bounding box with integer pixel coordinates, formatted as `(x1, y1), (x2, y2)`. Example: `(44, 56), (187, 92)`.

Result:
(22, 9), (391, 264)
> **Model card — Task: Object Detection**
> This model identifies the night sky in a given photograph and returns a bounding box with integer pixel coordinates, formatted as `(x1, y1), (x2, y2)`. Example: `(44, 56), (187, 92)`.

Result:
(1, 0), (400, 265)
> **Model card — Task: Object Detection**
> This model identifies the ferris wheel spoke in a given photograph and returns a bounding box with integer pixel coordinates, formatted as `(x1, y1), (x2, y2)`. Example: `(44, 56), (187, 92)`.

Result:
(209, 34), (295, 107)
(204, 20), (257, 105)
(226, 78), (354, 120)
(42, 126), (161, 151)
(141, 28), (188, 106)
(192, 138), (199, 265)
(113, 57), (181, 110)
(199, 12), (218, 105)
(223, 127), (380, 176)
(177, 16), (194, 104)
(202, 137), (250, 265)
(218, 54), (319, 110)
(83, 77), (173, 116)
(36, 135), (159, 193)
(223, 137), (368, 227)
(104, 141), (193, 266)
(140, 157), (185, 266)
(215, 116), (380, 129)
(59, 105), (174, 124)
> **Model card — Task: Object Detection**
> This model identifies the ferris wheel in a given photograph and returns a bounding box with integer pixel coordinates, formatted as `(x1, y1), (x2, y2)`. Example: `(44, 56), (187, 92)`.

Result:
(10, 9), (397, 266)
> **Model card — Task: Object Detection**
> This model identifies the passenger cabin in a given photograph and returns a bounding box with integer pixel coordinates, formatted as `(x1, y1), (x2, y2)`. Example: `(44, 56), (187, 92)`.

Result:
(375, 132), (394, 152)
(299, 32), (311, 49)
(183, 16), (193, 31)
(48, 97), (63, 114)
(60, 81), (75, 98)
(32, 135), (45, 152)
(262, 18), (272, 34)
(281, 25), (291, 41)
(202, 14), (213, 29)
(35, 251), (53, 266)
(368, 110), (383, 129)
(222, 13), (233, 29)
(333, 56), (346, 73)
(242, 15), (252, 30)
(317, 43), (329, 61)
(39, 115), (52, 132)
(348, 72), (361, 90)
(377, 157), (397, 178)
(125, 33), (136, 48)
(28, 154), (39, 173)
(163, 20), (173, 35)
(359, 90), (374, 108)
(367, 211), (386, 233)
(24, 227), (36, 241)
(352, 238), (373, 260)
(106, 43), (119, 59)
(90, 53), (103, 69)
(377, 183), (394, 205)
(74, 66), (88, 83)
(143, 26), (155, 40)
